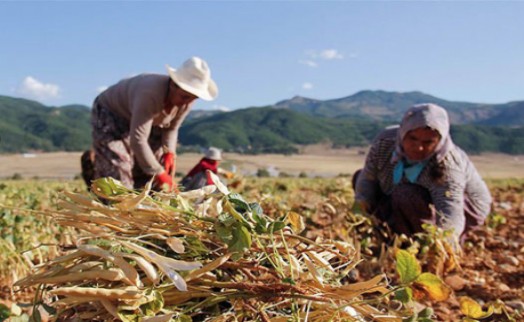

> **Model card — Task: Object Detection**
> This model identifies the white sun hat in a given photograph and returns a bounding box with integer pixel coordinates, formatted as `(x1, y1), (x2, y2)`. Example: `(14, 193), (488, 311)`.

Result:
(205, 147), (222, 161)
(166, 57), (218, 101)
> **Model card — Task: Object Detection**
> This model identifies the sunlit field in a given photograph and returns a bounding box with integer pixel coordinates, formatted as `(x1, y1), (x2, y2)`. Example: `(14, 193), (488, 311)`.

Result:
(1, 149), (524, 180)
(0, 153), (523, 321)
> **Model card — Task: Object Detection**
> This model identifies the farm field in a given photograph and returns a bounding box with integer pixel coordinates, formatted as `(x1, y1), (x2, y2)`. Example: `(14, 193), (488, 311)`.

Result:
(1, 148), (524, 180)
(0, 149), (523, 321)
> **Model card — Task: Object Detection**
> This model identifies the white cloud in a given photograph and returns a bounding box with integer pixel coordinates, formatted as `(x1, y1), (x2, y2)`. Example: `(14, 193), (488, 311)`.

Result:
(212, 104), (230, 112)
(17, 76), (60, 101)
(319, 49), (343, 60)
(302, 82), (313, 90)
(299, 60), (318, 68)
(96, 86), (108, 93)
(300, 48), (344, 68)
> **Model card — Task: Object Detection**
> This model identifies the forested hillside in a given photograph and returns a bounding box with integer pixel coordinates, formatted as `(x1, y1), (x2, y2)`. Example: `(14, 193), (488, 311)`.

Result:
(179, 107), (384, 153)
(0, 96), (91, 152)
(1, 93), (523, 155)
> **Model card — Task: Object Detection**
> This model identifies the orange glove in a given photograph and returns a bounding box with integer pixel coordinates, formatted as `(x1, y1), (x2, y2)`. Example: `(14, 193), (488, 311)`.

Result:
(155, 171), (174, 191)
(162, 152), (175, 175)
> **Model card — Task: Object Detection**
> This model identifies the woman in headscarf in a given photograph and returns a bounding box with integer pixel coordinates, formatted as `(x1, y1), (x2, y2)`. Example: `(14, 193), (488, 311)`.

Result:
(354, 103), (492, 243)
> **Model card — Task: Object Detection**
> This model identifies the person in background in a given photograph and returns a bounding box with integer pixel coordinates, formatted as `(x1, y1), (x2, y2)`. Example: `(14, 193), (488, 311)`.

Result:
(83, 57), (218, 191)
(354, 103), (492, 243)
(180, 147), (230, 191)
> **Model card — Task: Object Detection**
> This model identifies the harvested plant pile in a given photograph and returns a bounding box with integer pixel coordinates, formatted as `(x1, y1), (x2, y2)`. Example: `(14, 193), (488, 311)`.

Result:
(15, 174), (400, 321)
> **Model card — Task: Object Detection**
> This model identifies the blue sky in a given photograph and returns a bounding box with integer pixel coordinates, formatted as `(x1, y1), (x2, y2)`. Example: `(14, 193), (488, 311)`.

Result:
(1, 1), (523, 111)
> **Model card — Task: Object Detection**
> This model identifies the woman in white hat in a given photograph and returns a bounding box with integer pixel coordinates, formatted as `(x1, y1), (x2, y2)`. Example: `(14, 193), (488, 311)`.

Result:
(180, 147), (225, 191)
(85, 57), (218, 190)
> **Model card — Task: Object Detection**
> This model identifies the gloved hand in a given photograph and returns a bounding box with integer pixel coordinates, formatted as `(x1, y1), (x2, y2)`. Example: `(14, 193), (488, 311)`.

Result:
(155, 171), (174, 191)
(162, 152), (175, 175)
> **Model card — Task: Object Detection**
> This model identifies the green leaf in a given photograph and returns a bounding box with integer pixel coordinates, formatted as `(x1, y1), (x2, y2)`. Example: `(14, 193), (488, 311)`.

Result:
(249, 202), (264, 216)
(269, 221), (286, 233)
(92, 177), (130, 197)
(216, 222), (233, 244)
(228, 193), (250, 212)
(396, 249), (421, 284)
(252, 212), (269, 234)
(414, 273), (451, 301)
(228, 223), (252, 254)
(418, 307), (434, 318)
(184, 236), (210, 257)
(248, 203), (269, 233)
(223, 199), (251, 227)
(0, 304), (10, 320)
(218, 213), (236, 227)
(395, 287), (413, 304)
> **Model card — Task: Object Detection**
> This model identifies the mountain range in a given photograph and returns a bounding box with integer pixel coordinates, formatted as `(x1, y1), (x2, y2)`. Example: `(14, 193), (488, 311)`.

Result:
(274, 90), (524, 126)
(1, 91), (523, 154)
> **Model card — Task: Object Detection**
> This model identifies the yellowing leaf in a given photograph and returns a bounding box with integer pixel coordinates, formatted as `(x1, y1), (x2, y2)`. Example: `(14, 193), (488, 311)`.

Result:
(413, 272), (451, 302)
(459, 296), (494, 319)
(396, 249), (420, 284)
(287, 211), (305, 233)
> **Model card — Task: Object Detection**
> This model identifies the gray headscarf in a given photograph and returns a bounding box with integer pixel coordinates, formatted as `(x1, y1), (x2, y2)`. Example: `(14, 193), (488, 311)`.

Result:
(394, 103), (453, 163)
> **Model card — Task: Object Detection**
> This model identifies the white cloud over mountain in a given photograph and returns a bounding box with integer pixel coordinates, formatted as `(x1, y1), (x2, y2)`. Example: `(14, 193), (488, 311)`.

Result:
(16, 76), (60, 101)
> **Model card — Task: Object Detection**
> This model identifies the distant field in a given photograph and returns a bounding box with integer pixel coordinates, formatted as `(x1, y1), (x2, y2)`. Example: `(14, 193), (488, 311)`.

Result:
(0, 147), (523, 179)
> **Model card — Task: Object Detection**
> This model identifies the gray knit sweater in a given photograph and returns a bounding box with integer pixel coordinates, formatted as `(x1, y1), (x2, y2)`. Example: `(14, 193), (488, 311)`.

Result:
(355, 127), (492, 237)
